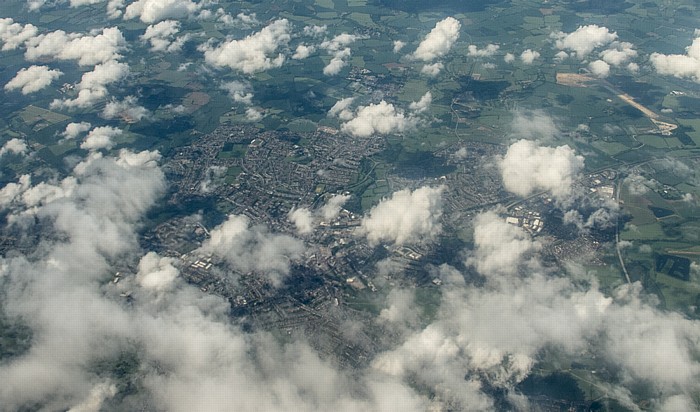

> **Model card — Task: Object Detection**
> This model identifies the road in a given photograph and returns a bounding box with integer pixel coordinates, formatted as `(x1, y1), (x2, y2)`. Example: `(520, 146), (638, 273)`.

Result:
(615, 177), (632, 284)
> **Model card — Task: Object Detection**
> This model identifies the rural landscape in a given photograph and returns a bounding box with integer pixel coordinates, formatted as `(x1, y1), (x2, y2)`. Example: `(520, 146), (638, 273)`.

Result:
(0, 0), (699, 410)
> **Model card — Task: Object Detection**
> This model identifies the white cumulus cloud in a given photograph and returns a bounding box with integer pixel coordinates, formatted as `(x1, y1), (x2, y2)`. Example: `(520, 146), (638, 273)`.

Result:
(292, 44), (314, 60)
(320, 33), (363, 76)
(466, 211), (541, 277)
(420, 62), (443, 76)
(413, 17), (461, 62)
(650, 31), (700, 82)
(499, 139), (584, 200)
(69, 0), (104, 6)
(342, 101), (414, 137)
(102, 96), (150, 121)
(408, 91), (432, 113)
(0, 18), (38, 50)
(245, 107), (263, 121)
(66, 381), (117, 412)
(0, 138), (29, 157)
(358, 185), (445, 246)
(221, 81), (253, 105)
(141, 20), (189, 52)
(320, 32), (362, 51)
(329, 98), (423, 138)
(25, 27), (126, 66)
(589, 59), (611, 78)
(81, 126), (123, 151)
(52, 60), (129, 109)
(323, 48), (352, 75)
(4, 65), (62, 94)
(286, 194), (352, 234)
(198, 215), (305, 284)
(136, 252), (179, 291)
(288, 207), (314, 235)
(303, 24), (327, 37)
(124, 0), (202, 23)
(62, 122), (92, 140)
(467, 43), (499, 57)
(520, 49), (540, 64)
(106, 0), (125, 19)
(552, 25), (617, 58)
(328, 97), (355, 120)
(600, 41), (637, 66)
(320, 194), (350, 220)
(202, 19), (291, 74)
(510, 109), (559, 141)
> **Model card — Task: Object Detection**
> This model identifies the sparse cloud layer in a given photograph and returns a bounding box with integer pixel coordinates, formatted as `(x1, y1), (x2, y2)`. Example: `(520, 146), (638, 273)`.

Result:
(0, 3), (698, 411)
